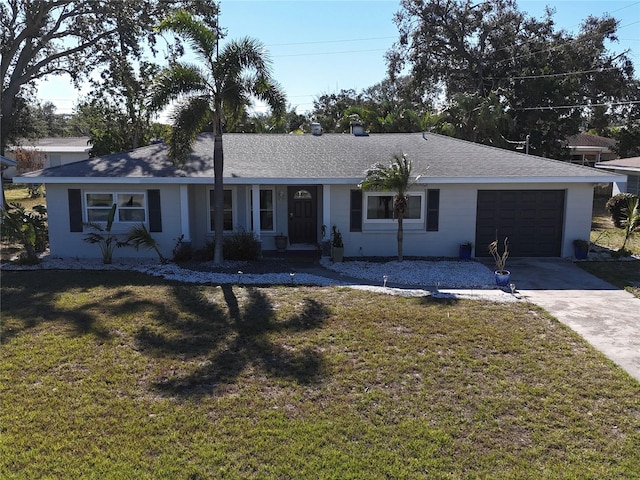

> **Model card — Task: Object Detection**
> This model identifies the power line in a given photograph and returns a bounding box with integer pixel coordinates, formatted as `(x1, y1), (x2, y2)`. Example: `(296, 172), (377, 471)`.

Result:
(267, 36), (396, 47)
(488, 67), (620, 81)
(491, 20), (640, 68)
(513, 100), (640, 111)
(273, 47), (386, 58)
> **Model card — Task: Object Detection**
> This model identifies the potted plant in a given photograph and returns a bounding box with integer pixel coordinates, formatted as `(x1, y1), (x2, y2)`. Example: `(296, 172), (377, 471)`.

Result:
(572, 239), (589, 260)
(331, 225), (344, 262)
(459, 241), (473, 260)
(320, 225), (331, 256)
(488, 237), (510, 286)
(274, 233), (288, 252)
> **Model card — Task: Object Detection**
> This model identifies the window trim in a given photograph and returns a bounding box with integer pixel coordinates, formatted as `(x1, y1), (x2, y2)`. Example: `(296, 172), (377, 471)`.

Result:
(84, 191), (147, 225)
(208, 187), (235, 232)
(249, 186), (276, 233)
(363, 191), (425, 224)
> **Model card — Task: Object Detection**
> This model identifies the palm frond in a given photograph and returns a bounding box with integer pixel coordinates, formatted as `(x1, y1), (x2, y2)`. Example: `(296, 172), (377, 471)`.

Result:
(252, 75), (286, 119)
(360, 155), (413, 192)
(219, 37), (270, 75)
(148, 63), (208, 113)
(168, 96), (212, 165)
(126, 223), (167, 264)
(156, 10), (217, 59)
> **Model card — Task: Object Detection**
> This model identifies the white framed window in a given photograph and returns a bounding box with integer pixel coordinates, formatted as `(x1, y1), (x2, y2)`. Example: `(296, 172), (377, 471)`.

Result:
(209, 189), (234, 231)
(364, 192), (424, 223)
(250, 188), (275, 232)
(85, 192), (146, 223)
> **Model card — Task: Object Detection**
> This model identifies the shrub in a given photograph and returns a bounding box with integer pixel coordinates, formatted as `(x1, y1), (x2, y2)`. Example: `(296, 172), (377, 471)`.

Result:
(1, 203), (48, 263)
(223, 231), (261, 261)
(606, 193), (638, 228)
(172, 235), (193, 262)
(606, 193), (640, 251)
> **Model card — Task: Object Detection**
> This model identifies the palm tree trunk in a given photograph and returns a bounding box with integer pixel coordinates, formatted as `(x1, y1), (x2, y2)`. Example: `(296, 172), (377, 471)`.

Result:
(212, 101), (224, 265)
(397, 213), (404, 262)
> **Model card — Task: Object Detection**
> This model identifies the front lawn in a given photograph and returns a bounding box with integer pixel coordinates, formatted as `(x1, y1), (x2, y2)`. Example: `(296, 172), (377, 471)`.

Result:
(1, 271), (639, 478)
(581, 195), (640, 298)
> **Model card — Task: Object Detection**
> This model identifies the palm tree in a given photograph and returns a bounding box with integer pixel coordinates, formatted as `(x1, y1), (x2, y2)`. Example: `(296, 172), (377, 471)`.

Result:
(620, 196), (640, 252)
(149, 10), (285, 264)
(360, 154), (416, 261)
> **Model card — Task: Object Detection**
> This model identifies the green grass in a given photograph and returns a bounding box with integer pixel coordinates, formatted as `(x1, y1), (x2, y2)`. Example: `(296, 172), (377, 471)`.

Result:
(578, 261), (640, 298)
(3, 184), (46, 211)
(590, 195), (640, 256)
(2, 271), (639, 478)
(582, 196), (640, 298)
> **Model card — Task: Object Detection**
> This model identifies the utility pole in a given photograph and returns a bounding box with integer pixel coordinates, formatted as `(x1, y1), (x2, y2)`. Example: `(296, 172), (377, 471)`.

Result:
(502, 134), (531, 154)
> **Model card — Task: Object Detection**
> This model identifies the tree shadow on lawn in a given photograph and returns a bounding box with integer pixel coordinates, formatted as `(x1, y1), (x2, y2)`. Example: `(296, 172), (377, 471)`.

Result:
(0, 270), (169, 341)
(140, 285), (331, 398)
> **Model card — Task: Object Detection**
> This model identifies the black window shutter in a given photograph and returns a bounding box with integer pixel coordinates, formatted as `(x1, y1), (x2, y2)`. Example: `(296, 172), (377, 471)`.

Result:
(426, 189), (440, 232)
(350, 189), (362, 232)
(148, 189), (162, 232)
(68, 189), (83, 232)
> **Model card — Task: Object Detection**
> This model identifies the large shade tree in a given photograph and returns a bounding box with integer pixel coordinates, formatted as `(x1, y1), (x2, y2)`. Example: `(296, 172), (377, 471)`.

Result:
(0, 0), (218, 155)
(149, 10), (285, 264)
(360, 154), (416, 261)
(387, 0), (635, 158)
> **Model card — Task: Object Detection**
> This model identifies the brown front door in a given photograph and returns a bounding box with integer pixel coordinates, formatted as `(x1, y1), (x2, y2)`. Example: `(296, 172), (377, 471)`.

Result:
(287, 186), (317, 244)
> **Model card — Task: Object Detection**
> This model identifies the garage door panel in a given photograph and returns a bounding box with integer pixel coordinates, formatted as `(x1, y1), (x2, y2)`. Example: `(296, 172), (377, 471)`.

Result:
(476, 190), (565, 257)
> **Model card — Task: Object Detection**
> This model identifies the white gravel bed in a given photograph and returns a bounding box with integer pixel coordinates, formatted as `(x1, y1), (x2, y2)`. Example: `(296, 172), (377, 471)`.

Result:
(1, 254), (515, 301)
(0, 256), (336, 286)
(320, 258), (496, 288)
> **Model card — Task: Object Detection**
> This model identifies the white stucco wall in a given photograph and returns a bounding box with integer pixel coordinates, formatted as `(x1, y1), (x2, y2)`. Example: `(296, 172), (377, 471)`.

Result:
(43, 181), (596, 260)
(46, 183), (184, 260)
(330, 183), (594, 259)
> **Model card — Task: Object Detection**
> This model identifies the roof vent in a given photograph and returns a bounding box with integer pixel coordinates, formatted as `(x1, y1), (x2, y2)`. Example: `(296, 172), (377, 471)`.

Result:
(310, 122), (323, 136)
(350, 121), (367, 137)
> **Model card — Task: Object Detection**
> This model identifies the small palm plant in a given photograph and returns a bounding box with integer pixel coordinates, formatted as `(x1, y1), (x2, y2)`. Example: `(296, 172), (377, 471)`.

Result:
(84, 204), (123, 264)
(360, 154), (417, 261)
(620, 196), (640, 252)
(126, 223), (167, 264)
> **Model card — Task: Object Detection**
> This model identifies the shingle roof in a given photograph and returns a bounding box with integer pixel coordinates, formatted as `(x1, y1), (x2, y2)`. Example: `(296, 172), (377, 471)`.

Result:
(18, 132), (619, 183)
(596, 156), (640, 170)
(11, 137), (91, 149)
(566, 132), (617, 148)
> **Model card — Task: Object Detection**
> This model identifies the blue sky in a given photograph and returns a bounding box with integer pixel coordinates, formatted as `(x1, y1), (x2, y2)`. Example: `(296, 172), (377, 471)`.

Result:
(36, 0), (640, 117)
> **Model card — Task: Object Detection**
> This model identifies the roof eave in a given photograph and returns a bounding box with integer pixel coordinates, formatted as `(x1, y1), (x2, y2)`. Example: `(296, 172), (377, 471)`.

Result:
(13, 174), (622, 185)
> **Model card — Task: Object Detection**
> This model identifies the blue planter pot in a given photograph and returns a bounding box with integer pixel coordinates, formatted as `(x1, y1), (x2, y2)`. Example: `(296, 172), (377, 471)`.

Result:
(495, 270), (511, 287)
(574, 245), (589, 260)
(459, 244), (472, 260)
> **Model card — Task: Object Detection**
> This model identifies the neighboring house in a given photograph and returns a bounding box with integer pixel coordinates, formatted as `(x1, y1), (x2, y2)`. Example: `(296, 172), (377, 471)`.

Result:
(565, 133), (618, 167)
(1, 155), (18, 209)
(595, 157), (640, 196)
(4, 137), (91, 179)
(13, 132), (622, 260)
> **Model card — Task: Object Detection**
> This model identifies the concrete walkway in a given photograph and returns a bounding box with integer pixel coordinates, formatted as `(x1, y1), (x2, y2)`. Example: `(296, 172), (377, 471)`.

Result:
(507, 258), (640, 383)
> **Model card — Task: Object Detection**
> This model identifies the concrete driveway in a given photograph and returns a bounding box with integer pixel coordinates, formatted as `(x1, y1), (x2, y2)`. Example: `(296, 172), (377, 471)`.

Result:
(507, 258), (640, 383)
